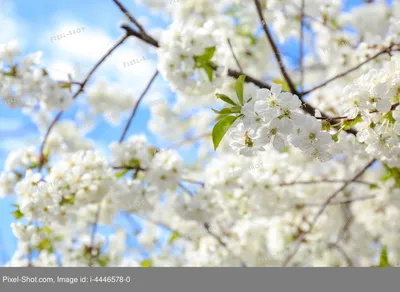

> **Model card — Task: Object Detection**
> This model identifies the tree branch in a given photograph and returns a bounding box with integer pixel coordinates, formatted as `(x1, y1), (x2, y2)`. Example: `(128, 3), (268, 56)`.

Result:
(38, 34), (129, 171)
(254, 0), (298, 95)
(227, 38), (243, 73)
(112, 0), (146, 33)
(302, 44), (395, 95)
(119, 70), (159, 142)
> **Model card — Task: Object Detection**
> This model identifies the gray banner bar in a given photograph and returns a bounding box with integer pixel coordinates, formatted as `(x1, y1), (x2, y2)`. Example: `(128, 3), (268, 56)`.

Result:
(0, 268), (398, 292)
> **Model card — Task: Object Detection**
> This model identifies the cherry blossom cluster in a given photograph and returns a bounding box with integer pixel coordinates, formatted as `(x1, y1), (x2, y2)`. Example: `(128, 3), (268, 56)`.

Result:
(221, 82), (333, 161)
(339, 58), (400, 165)
(0, 40), (73, 111)
(5, 0), (400, 268)
(14, 150), (116, 224)
(157, 22), (225, 96)
(110, 135), (184, 191)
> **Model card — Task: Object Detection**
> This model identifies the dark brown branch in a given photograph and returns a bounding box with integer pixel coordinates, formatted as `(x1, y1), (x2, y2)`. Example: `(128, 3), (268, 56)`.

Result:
(119, 70), (159, 143)
(112, 0), (146, 33)
(282, 159), (375, 266)
(254, 0), (298, 95)
(121, 24), (159, 48)
(38, 35), (129, 171)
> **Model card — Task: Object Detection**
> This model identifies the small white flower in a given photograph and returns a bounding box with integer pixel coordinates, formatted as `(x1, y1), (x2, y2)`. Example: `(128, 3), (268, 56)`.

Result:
(230, 123), (267, 156)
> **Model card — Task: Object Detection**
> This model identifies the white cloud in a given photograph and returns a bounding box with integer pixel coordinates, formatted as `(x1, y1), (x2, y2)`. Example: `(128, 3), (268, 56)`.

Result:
(0, 0), (27, 46)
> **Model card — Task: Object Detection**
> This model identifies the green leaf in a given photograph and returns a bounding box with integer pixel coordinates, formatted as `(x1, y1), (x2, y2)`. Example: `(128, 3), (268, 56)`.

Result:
(115, 169), (129, 178)
(235, 75), (246, 106)
(201, 46), (216, 61)
(378, 246), (391, 267)
(203, 64), (214, 81)
(193, 46), (216, 82)
(60, 83), (71, 89)
(343, 115), (363, 130)
(369, 183), (379, 190)
(212, 115), (239, 150)
(381, 164), (400, 188)
(212, 106), (241, 115)
(12, 204), (24, 220)
(215, 114), (230, 121)
(272, 79), (290, 92)
(168, 231), (180, 245)
(140, 259), (153, 267)
(216, 93), (237, 106)
(37, 238), (54, 253)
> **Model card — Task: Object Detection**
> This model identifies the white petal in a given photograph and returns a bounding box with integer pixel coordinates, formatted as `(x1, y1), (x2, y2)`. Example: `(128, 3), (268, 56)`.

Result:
(271, 83), (282, 96)
(394, 123), (400, 135)
(272, 135), (285, 152)
(376, 99), (391, 113)
(256, 88), (270, 100)
(317, 152), (333, 162)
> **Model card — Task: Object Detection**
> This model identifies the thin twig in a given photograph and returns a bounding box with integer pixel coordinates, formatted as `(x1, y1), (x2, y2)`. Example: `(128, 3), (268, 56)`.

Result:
(113, 165), (205, 186)
(278, 179), (373, 188)
(38, 34), (129, 171)
(180, 178), (205, 187)
(203, 223), (247, 267)
(297, 195), (376, 208)
(179, 182), (195, 197)
(331, 243), (353, 266)
(119, 70), (159, 142)
(281, 159), (375, 266)
(254, 0), (298, 95)
(302, 45), (394, 95)
(227, 38), (243, 73)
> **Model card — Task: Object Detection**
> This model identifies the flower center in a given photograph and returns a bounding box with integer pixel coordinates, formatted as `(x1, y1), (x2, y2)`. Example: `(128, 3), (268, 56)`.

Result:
(244, 131), (254, 147)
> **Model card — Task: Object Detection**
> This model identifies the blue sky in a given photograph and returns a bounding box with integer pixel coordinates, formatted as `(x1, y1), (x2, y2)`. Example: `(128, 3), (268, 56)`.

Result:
(0, 0), (377, 265)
